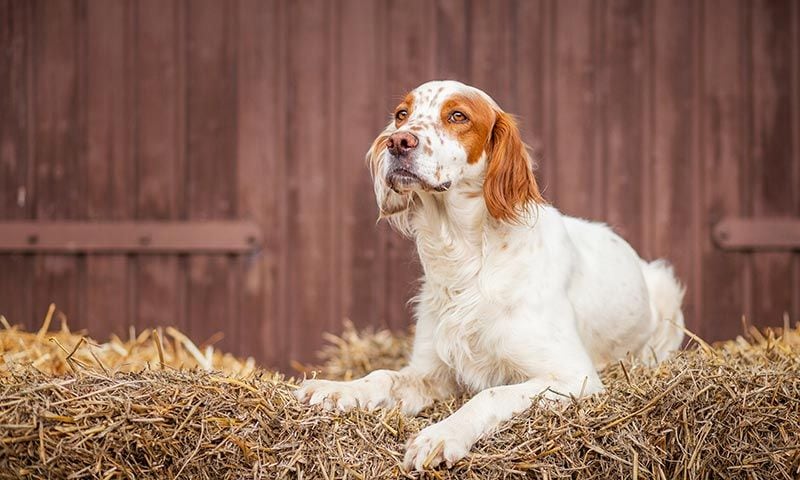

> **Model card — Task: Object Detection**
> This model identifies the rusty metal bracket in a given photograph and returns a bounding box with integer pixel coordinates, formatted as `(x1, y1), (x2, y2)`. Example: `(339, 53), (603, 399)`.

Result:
(712, 217), (800, 251)
(0, 221), (262, 253)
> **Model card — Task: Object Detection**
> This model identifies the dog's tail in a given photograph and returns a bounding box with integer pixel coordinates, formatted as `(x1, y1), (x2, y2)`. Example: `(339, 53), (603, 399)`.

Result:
(639, 259), (686, 364)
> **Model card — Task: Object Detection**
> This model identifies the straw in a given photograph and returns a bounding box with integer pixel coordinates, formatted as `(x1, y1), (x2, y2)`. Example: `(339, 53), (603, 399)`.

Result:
(1, 310), (798, 479)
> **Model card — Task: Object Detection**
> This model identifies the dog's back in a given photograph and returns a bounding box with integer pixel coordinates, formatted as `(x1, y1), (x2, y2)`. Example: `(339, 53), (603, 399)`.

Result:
(561, 212), (685, 369)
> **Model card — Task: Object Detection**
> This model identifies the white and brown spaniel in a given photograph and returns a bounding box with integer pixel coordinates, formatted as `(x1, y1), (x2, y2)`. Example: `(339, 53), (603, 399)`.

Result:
(295, 80), (685, 471)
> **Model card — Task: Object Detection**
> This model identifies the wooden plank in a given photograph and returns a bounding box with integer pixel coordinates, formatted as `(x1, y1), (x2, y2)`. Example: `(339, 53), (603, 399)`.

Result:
(713, 218), (800, 250)
(272, 0), (291, 369)
(690, 0), (705, 341)
(589, 0), (607, 224)
(512, 0), (552, 203)
(640, 0), (654, 260)
(469, 0), (513, 105)
(435, 0), (469, 80)
(235, 0), (284, 368)
(748, 0), (795, 328)
(552, 0), (598, 218)
(793, 0), (800, 324)
(30, 0), (86, 329)
(601, 0), (645, 250)
(0, 0), (33, 329)
(337, 0), (388, 333)
(361, 0), (391, 336)
(384, 0), (432, 333)
(0, 221), (261, 253)
(651, 0), (697, 333)
(327, 0), (342, 352)
(285, 0), (337, 364)
(699, 0), (747, 342)
(185, 0), (238, 353)
(85, 0), (131, 340)
(0, 0), (29, 224)
(134, 0), (187, 335)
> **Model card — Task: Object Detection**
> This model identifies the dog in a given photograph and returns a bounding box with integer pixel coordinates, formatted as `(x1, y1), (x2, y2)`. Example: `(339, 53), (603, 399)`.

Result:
(294, 80), (685, 471)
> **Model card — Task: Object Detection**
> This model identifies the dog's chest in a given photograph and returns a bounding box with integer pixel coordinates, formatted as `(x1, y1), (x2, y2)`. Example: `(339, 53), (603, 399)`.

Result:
(415, 220), (534, 391)
(424, 274), (529, 393)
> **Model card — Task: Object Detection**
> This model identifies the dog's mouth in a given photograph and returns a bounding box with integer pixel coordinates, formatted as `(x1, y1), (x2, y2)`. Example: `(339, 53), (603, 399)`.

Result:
(387, 168), (451, 193)
(387, 168), (421, 192)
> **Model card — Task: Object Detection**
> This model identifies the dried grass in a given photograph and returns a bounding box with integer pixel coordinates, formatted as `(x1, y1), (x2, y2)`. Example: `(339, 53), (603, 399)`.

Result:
(1, 309), (799, 479)
(0, 304), (257, 377)
(310, 320), (412, 380)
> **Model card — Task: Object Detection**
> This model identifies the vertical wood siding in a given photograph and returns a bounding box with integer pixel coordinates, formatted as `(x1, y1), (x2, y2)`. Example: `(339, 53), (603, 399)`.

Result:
(1, 0), (798, 370)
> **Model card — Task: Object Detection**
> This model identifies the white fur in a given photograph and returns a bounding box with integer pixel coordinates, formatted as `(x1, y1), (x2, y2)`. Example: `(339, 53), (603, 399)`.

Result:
(294, 80), (685, 471)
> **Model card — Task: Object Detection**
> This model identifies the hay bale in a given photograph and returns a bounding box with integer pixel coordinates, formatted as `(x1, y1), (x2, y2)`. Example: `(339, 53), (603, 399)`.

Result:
(312, 320), (411, 380)
(1, 313), (799, 479)
(0, 305), (257, 377)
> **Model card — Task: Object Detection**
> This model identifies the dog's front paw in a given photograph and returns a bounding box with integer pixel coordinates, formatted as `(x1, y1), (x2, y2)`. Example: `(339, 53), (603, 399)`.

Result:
(403, 421), (473, 471)
(293, 378), (386, 412)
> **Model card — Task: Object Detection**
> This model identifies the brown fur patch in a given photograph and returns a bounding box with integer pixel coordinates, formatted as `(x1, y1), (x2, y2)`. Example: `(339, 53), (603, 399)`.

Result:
(394, 92), (415, 127)
(439, 93), (495, 165)
(483, 111), (544, 221)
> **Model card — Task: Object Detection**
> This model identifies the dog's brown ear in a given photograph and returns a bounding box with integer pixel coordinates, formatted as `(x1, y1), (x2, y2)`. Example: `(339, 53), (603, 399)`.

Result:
(483, 111), (543, 221)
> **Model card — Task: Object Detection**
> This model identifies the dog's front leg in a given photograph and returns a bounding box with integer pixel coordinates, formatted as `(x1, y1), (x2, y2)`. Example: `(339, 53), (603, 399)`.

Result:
(294, 367), (452, 415)
(295, 316), (456, 415)
(403, 375), (602, 471)
(294, 363), (455, 416)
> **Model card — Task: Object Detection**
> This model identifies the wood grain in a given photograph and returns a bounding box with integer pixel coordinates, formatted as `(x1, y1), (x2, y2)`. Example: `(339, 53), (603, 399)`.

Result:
(134, 0), (187, 336)
(602, 0), (646, 250)
(85, 0), (132, 340)
(749, 0), (795, 327)
(793, 0), (800, 324)
(435, 0), (470, 81)
(30, 0), (85, 329)
(552, 0), (598, 219)
(699, 0), (748, 342)
(0, 0), (798, 366)
(0, 0), (33, 328)
(469, 0), (513, 104)
(185, 0), (238, 352)
(651, 0), (697, 333)
(235, 0), (284, 367)
(285, 0), (337, 362)
(512, 0), (551, 203)
(337, 0), (389, 332)
(0, 221), (261, 252)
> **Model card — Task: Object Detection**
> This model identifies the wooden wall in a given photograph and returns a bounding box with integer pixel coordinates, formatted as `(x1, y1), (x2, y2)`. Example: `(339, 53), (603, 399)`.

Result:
(1, 0), (798, 370)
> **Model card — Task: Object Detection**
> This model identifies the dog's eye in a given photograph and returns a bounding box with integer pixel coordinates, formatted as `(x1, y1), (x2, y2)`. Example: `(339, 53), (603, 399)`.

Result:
(448, 111), (468, 123)
(395, 110), (408, 122)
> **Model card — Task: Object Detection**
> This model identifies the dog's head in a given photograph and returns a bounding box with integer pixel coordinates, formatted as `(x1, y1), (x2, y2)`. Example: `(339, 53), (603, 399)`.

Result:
(366, 80), (543, 226)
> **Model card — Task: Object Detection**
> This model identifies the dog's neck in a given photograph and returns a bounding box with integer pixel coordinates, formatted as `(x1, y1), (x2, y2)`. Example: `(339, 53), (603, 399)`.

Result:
(410, 183), (510, 275)
(416, 185), (483, 232)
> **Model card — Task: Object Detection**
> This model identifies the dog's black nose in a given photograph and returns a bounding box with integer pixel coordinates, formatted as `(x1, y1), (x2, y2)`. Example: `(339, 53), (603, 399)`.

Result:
(386, 132), (418, 156)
